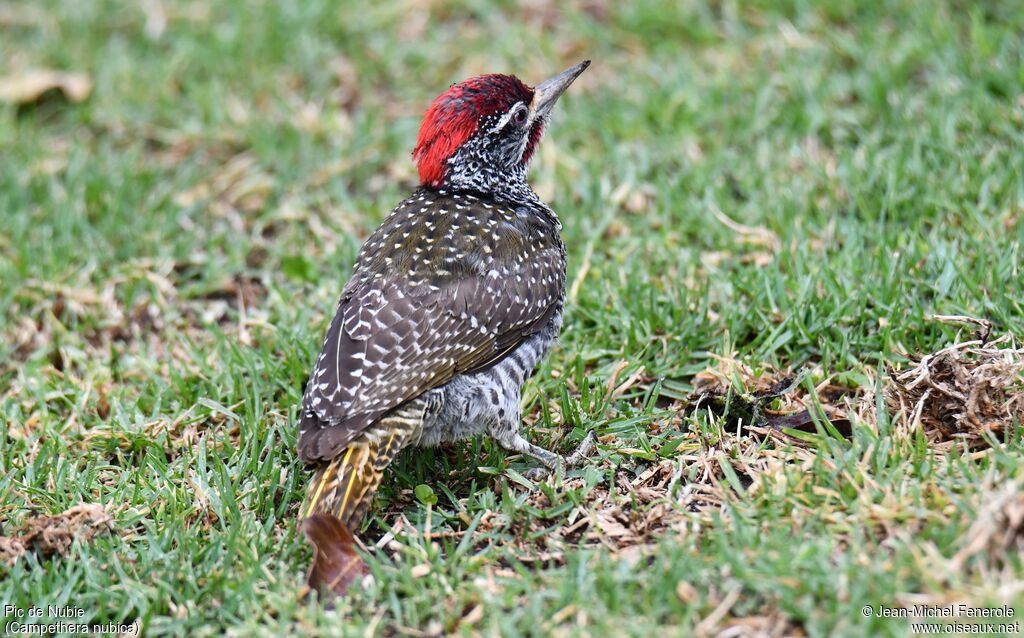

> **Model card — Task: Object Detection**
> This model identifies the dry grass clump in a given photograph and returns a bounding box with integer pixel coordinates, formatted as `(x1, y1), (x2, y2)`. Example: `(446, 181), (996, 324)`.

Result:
(888, 318), (1024, 447)
(953, 480), (1024, 570)
(0, 503), (113, 566)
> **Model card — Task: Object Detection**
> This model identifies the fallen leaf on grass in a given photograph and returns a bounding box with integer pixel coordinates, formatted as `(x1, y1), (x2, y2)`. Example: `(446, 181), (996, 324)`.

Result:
(0, 69), (92, 104)
(676, 580), (698, 604)
(303, 513), (368, 598)
(0, 503), (113, 565)
(686, 373), (853, 441)
(762, 408), (853, 438)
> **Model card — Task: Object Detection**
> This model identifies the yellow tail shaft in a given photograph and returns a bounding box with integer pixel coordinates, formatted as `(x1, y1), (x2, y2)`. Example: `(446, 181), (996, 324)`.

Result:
(303, 402), (424, 527)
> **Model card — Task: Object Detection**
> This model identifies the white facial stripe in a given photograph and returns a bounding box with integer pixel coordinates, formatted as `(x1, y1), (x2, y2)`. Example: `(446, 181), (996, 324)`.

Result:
(489, 101), (524, 134)
(516, 134), (531, 163)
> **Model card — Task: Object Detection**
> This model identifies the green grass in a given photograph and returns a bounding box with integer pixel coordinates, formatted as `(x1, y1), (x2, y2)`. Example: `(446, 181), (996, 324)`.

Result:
(2, 0), (1023, 635)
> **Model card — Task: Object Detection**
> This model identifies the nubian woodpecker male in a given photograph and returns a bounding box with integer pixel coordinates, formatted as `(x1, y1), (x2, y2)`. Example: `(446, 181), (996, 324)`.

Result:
(298, 61), (594, 592)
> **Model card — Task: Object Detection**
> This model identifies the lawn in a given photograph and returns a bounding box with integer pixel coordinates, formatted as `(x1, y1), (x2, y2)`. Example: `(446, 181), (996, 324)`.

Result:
(2, 0), (1023, 636)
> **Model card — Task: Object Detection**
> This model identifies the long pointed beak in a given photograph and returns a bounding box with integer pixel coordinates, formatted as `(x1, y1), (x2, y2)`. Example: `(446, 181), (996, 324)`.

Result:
(531, 60), (590, 119)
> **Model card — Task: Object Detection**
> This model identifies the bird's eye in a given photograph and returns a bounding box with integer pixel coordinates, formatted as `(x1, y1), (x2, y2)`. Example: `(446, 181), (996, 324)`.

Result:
(512, 106), (529, 128)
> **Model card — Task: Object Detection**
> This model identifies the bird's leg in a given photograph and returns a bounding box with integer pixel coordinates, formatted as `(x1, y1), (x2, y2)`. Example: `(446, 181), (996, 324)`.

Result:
(491, 425), (597, 481)
(563, 429), (597, 466)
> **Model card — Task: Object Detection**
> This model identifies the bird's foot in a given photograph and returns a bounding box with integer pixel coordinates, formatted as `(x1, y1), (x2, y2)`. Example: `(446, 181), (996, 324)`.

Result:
(564, 429), (597, 467)
(523, 430), (597, 481)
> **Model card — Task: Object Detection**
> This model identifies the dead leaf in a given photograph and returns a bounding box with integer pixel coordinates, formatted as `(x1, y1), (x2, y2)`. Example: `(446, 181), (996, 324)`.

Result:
(303, 513), (367, 598)
(676, 580), (698, 604)
(685, 371), (854, 441)
(0, 69), (92, 105)
(764, 409), (853, 438)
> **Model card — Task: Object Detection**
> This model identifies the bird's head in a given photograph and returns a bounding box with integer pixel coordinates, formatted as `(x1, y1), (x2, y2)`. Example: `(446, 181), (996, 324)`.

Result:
(412, 60), (590, 198)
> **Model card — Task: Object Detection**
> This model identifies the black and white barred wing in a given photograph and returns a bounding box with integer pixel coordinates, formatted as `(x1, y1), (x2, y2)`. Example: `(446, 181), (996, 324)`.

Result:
(297, 246), (565, 462)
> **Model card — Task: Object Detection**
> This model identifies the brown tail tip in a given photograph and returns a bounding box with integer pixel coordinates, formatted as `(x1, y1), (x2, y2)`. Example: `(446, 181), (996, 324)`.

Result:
(302, 513), (367, 597)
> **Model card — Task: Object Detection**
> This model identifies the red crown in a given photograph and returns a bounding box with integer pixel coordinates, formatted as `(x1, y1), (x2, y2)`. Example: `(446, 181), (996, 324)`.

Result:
(412, 74), (534, 187)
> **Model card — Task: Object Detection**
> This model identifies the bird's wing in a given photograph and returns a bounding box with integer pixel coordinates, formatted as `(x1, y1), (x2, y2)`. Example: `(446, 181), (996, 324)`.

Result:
(297, 193), (565, 462)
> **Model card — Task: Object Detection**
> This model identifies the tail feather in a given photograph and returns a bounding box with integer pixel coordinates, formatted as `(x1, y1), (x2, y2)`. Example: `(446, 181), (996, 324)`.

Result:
(303, 403), (423, 525)
(304, 443), (375, 525)
(301, 401), (425, 597)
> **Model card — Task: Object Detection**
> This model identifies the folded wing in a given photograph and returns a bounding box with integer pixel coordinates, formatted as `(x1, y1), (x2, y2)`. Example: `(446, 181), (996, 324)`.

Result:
(298, 196), (564, 462)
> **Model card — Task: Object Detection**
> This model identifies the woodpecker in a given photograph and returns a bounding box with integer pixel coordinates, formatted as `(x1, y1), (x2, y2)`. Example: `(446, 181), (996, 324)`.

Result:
(298, 62), (594, 581)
